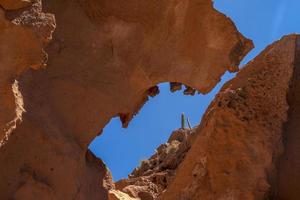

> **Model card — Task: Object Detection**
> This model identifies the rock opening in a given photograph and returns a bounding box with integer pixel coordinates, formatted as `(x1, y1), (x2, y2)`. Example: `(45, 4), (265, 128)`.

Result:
(89, 81), (220, 181)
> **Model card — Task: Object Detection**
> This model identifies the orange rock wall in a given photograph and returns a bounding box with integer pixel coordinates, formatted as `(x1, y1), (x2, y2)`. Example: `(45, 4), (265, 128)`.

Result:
(162, 35), (298, 200)
(277, 36), (300, 200)
(3, 1), (300, 200)
(0, 0), (252, 199)
(115, 35), (300, 200)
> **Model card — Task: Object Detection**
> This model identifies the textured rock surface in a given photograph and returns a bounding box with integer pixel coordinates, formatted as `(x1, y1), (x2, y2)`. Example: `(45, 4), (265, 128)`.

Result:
(38, 0), (252, 145)
(2, 0), (300, 199)
(0, 0), (32, 10)
(111, 35), (300, 200)
(116, 129), (196, 199)
(0, 0), (55, 146)
(277, 36), (300, 200)
(0, 0), (252, 199)
(109, 190), (139, 200)
(162, 35), (298, 200)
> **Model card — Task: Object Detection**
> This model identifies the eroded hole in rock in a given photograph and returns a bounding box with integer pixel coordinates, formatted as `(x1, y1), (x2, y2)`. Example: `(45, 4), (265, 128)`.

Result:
(88, 72), (235, 199)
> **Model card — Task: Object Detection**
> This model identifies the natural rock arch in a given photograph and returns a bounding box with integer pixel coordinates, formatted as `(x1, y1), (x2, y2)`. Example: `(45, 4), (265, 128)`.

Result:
(89, 81), (214, 181)
(0, 0), (253, 199)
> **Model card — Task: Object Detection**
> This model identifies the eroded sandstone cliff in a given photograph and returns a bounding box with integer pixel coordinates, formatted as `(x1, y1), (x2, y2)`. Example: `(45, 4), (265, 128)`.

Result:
(2, 0), (300, 200)
(110, 35), (300, 200)
(0, 0), (55, 146)
(0, 0), (253, 199)
(161, 34), (297, 200)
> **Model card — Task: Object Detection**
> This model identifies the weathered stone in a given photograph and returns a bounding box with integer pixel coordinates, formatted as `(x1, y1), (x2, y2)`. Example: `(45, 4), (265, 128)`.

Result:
(115, 129), (196, 199)
(183, 86), (196, 96)
(170, 82), (182, 93)
(0, 0), (254, 199)
(0, 0), (32, 10)
(109, 190), (138, 200)
(0, 0), (55, 146)
(277, 35), (300, 200)
(162, 35), (297, 200)
(113, 35), (300, 200)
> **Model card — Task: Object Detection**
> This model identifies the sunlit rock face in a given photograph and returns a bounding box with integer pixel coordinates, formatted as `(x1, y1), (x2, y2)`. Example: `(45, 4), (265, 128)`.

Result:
(0, 0), (55, 146)
(1, 0), (300, 199)
(161, 35), (297, 200)
(38, 0), (253, 146)
(0, 0), (255, 199)
(114, 128), (197, 200)
(113, 35), (300, 200)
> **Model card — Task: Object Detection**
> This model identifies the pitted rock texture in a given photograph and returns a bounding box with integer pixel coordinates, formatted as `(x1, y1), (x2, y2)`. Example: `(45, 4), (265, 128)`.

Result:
(277, 36), (300, 200)
(161, 35), (298, 200)
(111, 35), (300, 200)
(0, 0), (253, 200)
(115, 129), (196, 199)
(0, 0), (252, 199)
(38, 0), (252, 145)
(0, 0), (55, 145)
(2, 0), (300, 200)
(109, 190), (139, 200)
(1, 0), (300, 199)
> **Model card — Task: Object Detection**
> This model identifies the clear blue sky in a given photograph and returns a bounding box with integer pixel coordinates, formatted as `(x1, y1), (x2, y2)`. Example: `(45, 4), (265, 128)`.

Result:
(89, 0), (300, 181)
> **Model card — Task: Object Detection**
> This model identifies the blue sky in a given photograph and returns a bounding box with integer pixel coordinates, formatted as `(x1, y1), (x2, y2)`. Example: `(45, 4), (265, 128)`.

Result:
(89, 0), (300, 181)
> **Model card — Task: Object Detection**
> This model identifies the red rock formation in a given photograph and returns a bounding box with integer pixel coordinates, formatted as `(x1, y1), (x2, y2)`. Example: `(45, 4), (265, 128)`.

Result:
(0, 0), (55, 145)
(277, 36), (300, 200)
(0, 0), (252, 199)
(39, 0), (252, 144)
(3, 0), (300, 199)
(115, 129), (196, 199)
(0, 0), (32, 10)
(2, 0), (300, 199)
(115, 34), (300, 200)
(162, 35), (298, 200)
(111, 35), (300, 200)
